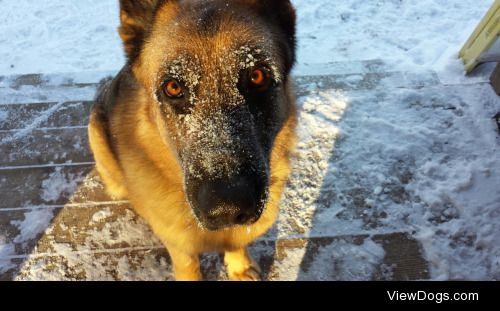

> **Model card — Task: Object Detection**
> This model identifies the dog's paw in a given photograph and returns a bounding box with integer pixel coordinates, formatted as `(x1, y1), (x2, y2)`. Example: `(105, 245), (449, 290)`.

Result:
(228, 265), (262, 281)
(225, 248), (263, 281)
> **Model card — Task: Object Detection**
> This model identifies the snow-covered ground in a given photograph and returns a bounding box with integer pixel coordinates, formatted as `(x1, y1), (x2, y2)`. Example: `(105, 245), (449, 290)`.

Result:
(0, 0), (493, 75)
(1, 0), (500, 280)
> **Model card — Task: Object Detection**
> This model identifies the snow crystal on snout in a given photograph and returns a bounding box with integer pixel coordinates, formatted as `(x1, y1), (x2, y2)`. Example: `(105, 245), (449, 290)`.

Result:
(182, 109), (245, 179)
(153, 55), (201, 108)
(159, 45), (279, 180)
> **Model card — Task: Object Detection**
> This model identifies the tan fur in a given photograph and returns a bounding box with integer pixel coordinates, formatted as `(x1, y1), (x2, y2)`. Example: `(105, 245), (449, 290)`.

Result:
(89, 0), (297, 281)
(89, 89), (296, 280)
(88, 108), (128, 199)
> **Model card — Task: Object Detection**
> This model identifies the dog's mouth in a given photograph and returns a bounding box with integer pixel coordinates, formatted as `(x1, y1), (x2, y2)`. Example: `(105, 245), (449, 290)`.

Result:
(195, 209), (263, 231)
(184, 173), (268, 231)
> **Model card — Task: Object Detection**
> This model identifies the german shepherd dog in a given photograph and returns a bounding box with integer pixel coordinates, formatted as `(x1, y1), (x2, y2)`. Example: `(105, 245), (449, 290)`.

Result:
(88, 0), (297, 280)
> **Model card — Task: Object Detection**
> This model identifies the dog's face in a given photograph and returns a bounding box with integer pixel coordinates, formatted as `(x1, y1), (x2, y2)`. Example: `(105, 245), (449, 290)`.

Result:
(119, 0), (296, 230)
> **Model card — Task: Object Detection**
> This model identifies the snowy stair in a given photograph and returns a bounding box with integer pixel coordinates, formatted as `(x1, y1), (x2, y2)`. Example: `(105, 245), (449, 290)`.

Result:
(0, 60), (496, 280)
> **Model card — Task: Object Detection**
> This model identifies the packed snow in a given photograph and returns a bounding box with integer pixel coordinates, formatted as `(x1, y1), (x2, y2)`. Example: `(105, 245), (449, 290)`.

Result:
(40, 167), (85, 202)
(11, 209), (55, 243)
(0, 0), (493, 75)
(0, 0), (499, 280)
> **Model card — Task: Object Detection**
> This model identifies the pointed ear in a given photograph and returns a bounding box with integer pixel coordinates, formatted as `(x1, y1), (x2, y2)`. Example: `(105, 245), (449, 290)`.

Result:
(244, 0), (297, 69)
(118, 0), (162, 61)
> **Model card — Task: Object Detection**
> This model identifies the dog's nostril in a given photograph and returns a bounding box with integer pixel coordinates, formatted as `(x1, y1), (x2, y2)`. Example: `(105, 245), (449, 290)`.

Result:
(206, 214), (218, 222)
(194, 174), (265, 229)
(234, 212), (251, 225)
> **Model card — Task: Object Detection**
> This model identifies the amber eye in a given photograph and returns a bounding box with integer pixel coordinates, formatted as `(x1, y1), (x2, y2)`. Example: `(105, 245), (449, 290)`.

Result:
(250, 68), (268, 87)
(164, 79), (184, 98)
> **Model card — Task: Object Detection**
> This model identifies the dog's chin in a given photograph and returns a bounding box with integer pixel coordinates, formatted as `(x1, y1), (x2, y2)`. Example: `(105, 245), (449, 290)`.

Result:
(189, 206), (263, 232)
(199, 215), (262, 232)
(199, 221), (234, 232)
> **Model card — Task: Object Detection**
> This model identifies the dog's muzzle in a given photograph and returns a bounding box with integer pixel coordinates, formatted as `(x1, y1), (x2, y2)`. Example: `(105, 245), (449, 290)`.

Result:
(187, 172), (267, 231)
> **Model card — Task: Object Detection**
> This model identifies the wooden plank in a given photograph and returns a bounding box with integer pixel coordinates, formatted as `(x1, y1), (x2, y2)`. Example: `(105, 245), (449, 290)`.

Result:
(0, 165), (111, 209)
(0, 71), (116, 89)
(294, 71), (440, 97)
(0, 85), (98, 106)
(459, 0), (500, 73)
(0, 101), (92, 131)
(0, 127), (92, 167)
(0, 203), (154, 256)
(1, 233), (429, 280)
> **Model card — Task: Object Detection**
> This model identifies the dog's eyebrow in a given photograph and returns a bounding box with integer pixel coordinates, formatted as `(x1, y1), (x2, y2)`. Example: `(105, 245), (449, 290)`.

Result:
(235, 45), (283, 81)
(160, 55), (202, 89)
(158, 45), (281, 87)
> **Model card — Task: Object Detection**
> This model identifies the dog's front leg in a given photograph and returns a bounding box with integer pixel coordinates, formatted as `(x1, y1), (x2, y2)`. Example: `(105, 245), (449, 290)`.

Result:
(167, 247), (202, 281)
(224, 247), (262, 281)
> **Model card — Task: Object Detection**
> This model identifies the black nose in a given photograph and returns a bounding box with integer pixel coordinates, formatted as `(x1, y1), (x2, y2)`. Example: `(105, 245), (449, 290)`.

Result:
(196, 175), (262, 230)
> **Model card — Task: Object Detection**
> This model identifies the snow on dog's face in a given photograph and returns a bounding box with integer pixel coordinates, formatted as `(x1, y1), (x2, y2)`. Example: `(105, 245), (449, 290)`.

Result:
(119, 0), (296, 230)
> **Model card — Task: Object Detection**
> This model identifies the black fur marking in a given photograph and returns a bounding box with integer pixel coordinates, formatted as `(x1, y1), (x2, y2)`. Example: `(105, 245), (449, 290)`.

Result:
(196, 5), (223, 36)
(119, 0), (172, 61)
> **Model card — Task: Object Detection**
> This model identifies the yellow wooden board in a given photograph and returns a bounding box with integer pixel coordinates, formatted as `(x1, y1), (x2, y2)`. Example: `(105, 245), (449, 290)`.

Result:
(459, 0), (500, 73)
